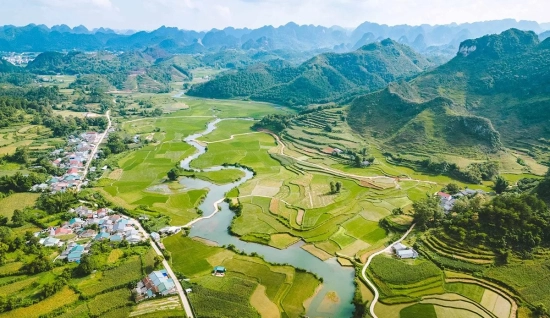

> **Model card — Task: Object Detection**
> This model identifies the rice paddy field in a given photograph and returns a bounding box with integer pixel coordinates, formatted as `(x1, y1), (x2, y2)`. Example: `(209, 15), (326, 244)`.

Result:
(0, 123), (64, 160)
(164, 235), (320, 318)
(0, 193), (40, 218)
(97, 94), (529, 317)
(0, 243), (172, 318)
(2, 83), (545, 318)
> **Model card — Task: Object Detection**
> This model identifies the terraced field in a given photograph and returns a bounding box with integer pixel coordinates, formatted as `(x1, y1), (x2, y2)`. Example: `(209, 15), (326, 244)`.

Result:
(164, 235), (321, 318)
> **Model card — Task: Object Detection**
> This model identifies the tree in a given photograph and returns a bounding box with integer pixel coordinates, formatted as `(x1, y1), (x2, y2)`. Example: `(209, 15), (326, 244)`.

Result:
(11, 209), (27, 227)
(25, 255), (53, 274)
(493, 175), (509, 194)
(154, 255), (164, 269)
(354, 155), (362, 167)
(106, 133), (128, 154)
(444, 183), (460, 195)
(335, 182), (342, 193)
(330, 182), (336, 194)
(36, 192), (77, 214)
(413, 196), (443, 230)
(9, 147), (29, 164)
(533, 304), (547, 317)
(392, 207), (404, 215)
(167, 168), (180, 181)
(77, 254), (99, 276)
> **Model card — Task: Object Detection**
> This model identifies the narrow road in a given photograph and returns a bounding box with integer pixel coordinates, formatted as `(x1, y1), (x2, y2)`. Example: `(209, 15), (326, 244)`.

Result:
(361, 224), (416, 318)
(78, 110), (111, 191)
(183, 198), (225, 228)
(134, 221), (195, 318)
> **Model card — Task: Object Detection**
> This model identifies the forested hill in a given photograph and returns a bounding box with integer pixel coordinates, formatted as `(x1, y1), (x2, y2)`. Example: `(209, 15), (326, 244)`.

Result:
(187, 39), (432, 106)
(348, 29), (550, 158)
(25, 51), (193, 92)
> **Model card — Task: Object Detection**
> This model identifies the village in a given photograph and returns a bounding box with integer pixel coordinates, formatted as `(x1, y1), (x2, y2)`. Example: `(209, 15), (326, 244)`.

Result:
(31, 130), (109, 193)
(35, 205), (147, 263)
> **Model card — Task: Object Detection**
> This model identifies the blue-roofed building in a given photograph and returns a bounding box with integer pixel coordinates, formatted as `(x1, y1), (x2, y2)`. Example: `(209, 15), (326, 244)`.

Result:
(213, 266), (226, 277)
(150, 232), (160, 242)
(68, 251), (83, 263)
(95, 232), (110, 240)
(137, 269), (177, 299)
(66, 244), (85, 263)
(71, 245), (85, 252)
(69, 218), (85, 228)
(110, 234), (122, 242)
(113, 219), (129, 232)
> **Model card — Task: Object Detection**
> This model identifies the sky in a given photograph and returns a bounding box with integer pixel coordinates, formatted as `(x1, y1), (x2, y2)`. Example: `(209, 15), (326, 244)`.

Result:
(2, 0), (550, 31)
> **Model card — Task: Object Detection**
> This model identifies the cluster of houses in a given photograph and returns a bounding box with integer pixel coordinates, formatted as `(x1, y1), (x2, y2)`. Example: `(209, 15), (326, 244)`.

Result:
(135, 269), (177, 301)
(437, 189), (486, 213)
(31, 132), (102, 193)
(36, 206), (146, 262)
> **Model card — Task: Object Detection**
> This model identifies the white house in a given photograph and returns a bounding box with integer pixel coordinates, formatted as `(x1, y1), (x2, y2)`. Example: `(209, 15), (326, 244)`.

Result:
(397, 249), (419, 259)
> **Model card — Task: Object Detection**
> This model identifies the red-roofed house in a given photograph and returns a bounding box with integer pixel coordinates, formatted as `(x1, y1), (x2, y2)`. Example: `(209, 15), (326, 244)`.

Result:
(55, 228), (73, 236)
(437, 192), (452, 200)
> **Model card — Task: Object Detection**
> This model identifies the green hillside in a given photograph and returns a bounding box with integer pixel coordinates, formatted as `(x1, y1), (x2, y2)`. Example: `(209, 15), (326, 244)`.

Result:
(188, 39), (432, 106)
(348, 29), (550, 160)
(26, 51), (193, 92)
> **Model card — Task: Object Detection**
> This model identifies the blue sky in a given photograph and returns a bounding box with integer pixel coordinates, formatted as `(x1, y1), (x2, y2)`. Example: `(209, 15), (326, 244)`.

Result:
(4, 0), (550, 31)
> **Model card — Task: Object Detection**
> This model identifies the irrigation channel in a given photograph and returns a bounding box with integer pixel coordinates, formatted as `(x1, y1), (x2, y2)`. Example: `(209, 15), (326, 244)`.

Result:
(179, 118), (355, 318)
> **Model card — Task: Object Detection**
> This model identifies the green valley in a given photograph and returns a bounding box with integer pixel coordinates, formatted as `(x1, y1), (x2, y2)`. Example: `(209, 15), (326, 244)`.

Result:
(0, 12), (550, 318)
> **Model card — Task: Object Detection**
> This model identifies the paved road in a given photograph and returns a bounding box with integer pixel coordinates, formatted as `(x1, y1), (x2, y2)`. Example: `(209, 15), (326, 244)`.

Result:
(361, 224), (416, 318)
(78, 110), (111, 191)
(134, 221), (195, 318)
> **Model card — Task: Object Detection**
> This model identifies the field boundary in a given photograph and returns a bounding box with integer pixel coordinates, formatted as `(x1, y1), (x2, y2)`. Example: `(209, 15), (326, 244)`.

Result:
(445, 277), (517, 318)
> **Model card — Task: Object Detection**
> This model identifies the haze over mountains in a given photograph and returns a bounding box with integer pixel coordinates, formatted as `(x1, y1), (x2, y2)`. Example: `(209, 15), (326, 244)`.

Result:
(0, 19), (548, 54)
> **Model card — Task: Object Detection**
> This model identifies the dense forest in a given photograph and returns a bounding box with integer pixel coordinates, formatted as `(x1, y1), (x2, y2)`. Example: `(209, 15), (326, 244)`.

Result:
(188, 40), (432, 106)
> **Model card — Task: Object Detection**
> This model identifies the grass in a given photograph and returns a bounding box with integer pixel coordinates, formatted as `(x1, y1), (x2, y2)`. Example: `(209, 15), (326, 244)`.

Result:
(181, 169), (245, 185)
(96, 116), (212, 225)
(0, 286), (78, 318)
(281, 271), (320, 318)
(78, 255), (143, 297)
(164, 236), (221, 277)
(445, 282), (485, 303)
(0, 193), (40, 218)
(250, 285), (279, 318)
(164, 235), (320, 318)
(189, 276), (260, 318)
(199, 119), (255, 142)
(129, 296), (182, 317)
(0, 275), (39, 296)
(399, 304), (438, 318)
(107, 249), (124, 264)
(55, 303), (89, 318)
(87, 288), (132, 316)
(369, 256), (442, 285)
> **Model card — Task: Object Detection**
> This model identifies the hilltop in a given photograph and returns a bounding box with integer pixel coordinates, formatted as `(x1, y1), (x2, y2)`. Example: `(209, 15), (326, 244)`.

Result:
(25, 50), (194, 92)
(348, 29), (550, 160)
(188, 40), (432, 106)
(0, 19), (544, 55)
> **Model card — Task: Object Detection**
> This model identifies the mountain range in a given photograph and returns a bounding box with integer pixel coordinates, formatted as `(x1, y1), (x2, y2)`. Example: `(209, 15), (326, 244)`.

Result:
(0, 19), (548, 55)
(347, 29), (550, 159)
(187, 39), (432, 106)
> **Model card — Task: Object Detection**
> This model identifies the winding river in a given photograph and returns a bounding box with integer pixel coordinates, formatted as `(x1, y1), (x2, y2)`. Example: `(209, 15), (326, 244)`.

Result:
(179, 118), (355, 318)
